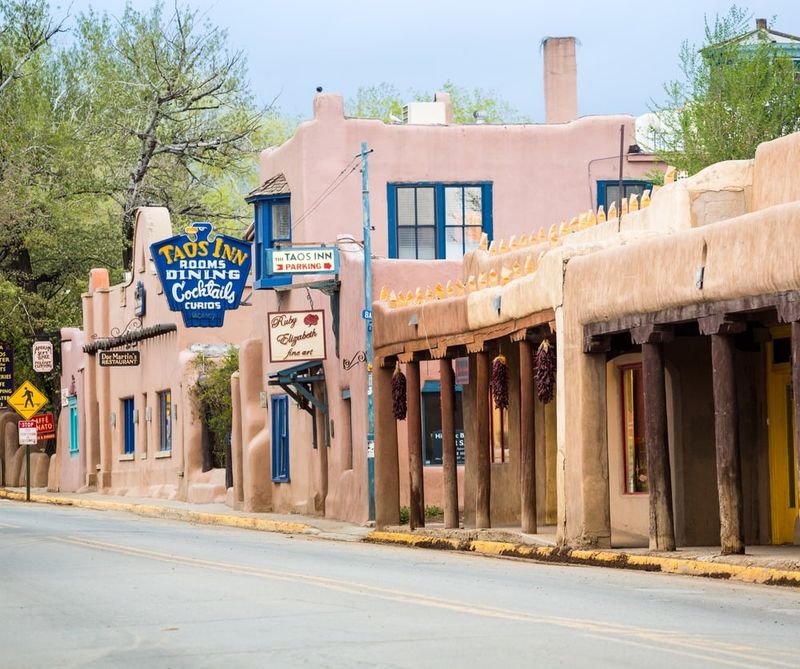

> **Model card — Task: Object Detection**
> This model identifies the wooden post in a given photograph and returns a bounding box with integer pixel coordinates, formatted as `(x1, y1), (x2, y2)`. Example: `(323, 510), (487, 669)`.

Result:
(374, 362), (400, 528)
(476, 350), (491, 528)
(440, 358), (459, 529)
(792, 322), (800, 513)
(711, 333), (745, 555)
(519, 339), (537, 534)
(406, 361), (425, 529)
(642, 342), (676, 551)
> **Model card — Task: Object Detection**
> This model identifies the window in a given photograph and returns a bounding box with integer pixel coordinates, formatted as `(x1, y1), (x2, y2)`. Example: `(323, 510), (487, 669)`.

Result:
(158, 390), (172, 452)
(271, 395), (290, 482)
(252, 195), (292, 288)
(596, 180), (652, 211)
(388, 183), (492, 260)
(122, 397), (135, 455)
(342, 388), (353, 470)
(421, 381), (465, 466)
(69, 396), (79, 456)
(621, 365), (648, 494)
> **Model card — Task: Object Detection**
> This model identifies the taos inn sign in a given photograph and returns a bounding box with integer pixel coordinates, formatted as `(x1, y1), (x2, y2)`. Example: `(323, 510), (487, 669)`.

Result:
(266, 246), (338, 275)
(151, 222), (251, 328)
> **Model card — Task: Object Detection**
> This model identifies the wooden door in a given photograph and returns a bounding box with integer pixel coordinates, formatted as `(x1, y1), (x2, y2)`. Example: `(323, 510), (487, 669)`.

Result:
(766, 329), (799, 544)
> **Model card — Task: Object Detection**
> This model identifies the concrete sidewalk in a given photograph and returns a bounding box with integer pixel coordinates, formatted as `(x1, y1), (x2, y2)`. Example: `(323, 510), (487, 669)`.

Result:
(2, 487), (799, 588)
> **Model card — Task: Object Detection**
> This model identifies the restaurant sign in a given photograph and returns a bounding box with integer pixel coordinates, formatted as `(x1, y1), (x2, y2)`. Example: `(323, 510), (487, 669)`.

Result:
(99, 350), (141, 367)
(267, 310), (326, 363)
(150, 222), (251, 328)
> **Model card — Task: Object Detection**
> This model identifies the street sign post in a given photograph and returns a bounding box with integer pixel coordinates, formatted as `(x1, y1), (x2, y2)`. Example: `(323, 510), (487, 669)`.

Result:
(8, 381), (48, 503)
(8, 380), (48, 421)
(32, 341), (54, 373)
(18, 420), (37, 445)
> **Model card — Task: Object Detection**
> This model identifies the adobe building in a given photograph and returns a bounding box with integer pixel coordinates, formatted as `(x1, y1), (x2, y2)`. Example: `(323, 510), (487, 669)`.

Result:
(233, 37), (658, 524)
(48, 207), (254, 502)
(373, 131), (800, 552)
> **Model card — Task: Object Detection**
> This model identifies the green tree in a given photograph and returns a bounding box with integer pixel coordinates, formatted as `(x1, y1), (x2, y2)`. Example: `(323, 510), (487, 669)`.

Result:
(67, 1), (264, 266)
(653, 5), (800, 174)
(190, 348), (238, 471)
(346, 80), (528, 124)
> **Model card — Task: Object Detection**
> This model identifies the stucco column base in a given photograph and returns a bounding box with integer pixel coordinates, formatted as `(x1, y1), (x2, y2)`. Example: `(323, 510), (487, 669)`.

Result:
(243, 427), (272, 512)
(560, 295), (612, 548)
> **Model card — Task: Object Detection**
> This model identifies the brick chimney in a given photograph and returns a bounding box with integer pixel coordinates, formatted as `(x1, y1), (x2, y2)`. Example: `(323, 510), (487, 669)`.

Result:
(756, 18), (767, 31)
(543, 37), (577, 124)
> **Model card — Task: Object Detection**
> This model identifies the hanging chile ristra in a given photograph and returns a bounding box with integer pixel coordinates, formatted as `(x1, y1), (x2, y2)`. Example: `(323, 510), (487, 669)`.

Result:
(392, 365), (407, 420)
(490, 354), (509, 409)
(535, 339), (556, 404)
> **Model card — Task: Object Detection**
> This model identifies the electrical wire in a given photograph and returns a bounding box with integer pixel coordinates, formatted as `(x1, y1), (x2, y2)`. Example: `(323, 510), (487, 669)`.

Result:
(290, 152), (365, 231)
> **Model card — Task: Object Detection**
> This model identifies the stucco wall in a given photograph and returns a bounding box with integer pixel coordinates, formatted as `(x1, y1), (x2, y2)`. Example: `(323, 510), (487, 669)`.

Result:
(78, 207), (254, 501)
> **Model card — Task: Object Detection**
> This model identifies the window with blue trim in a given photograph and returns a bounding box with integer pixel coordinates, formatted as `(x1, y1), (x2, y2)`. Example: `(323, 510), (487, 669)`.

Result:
(158, 390), (172, 452)
(271, 395), (290, 482)
(596, 180), (652, 211)
(388, 183), (492, 260)
(421, 380), (465, 466)
(69, 396), (79, 456)
(122, 397), (135, 455)
(252, 195), (292, 288)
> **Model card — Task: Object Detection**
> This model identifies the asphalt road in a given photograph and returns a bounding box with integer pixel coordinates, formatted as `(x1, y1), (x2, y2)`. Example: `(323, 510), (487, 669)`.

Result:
(1, 500), (799, 668)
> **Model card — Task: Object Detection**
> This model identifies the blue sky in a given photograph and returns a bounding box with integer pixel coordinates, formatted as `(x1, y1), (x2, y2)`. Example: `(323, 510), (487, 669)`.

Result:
(55, 1), (800, 121)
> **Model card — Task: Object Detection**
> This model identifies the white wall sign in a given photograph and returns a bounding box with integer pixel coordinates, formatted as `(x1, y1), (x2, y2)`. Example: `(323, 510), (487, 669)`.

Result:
(267, 247), (338, 275)
(32, 341), (54, 373)
(267, 310), (326, 363)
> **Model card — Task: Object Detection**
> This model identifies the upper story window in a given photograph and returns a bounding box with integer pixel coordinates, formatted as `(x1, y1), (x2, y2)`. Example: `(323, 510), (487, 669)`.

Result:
(388, 182), (492, 260)
(597, 180), (652, 212)
(246, 173), (292, 289)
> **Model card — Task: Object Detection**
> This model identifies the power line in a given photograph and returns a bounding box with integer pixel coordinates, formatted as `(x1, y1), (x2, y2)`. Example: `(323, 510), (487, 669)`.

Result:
(290, 151), (371, 231)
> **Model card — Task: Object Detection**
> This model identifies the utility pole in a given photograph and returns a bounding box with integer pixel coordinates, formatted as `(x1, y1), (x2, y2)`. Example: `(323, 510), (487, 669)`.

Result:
(361, 142), (376, 521)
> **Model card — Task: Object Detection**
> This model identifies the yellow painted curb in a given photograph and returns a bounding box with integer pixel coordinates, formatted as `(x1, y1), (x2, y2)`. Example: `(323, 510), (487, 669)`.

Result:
(0, 488), (314, 536)
(366, 530), (800, 588)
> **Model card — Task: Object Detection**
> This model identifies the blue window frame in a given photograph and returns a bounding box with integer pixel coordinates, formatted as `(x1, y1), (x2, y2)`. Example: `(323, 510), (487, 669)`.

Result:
(68, 396), (79, 456)
(252, 195), (292, 289)
(271, 395), (290, 482)
(387, 182), (493, 260)
(158, 390), (172, 452)
(596, 180), (652, 211)
(122, 397), (135, 455)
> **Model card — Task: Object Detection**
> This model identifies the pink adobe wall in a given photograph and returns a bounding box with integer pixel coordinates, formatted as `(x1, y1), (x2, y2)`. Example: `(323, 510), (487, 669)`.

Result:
(80, 208), (256, 501)
(258, 93), (656, 257)
(245, 94), (657, 524)
(54, 328), (86, 492)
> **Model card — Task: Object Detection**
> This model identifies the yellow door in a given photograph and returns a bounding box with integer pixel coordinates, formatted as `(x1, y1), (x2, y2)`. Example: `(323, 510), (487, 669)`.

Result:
(766, 328), (799, 544)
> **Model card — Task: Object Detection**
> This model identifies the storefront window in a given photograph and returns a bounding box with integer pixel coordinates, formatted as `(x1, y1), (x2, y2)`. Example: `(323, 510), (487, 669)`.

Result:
(621, 365), (648, 493)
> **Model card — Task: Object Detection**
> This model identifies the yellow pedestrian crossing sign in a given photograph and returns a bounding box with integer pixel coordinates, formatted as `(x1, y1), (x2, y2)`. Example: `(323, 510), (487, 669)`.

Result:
(8, 380), (48, 420)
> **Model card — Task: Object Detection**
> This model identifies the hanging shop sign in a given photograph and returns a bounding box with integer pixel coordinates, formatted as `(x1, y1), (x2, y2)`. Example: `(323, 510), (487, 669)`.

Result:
(150, 222), (251, 328)
(0, 343), (13, 408)
(266, 246), (339, 275)
(268, 310), (326, 363)
(98, 350), (141, 367)
(32, 340), (54, 373)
